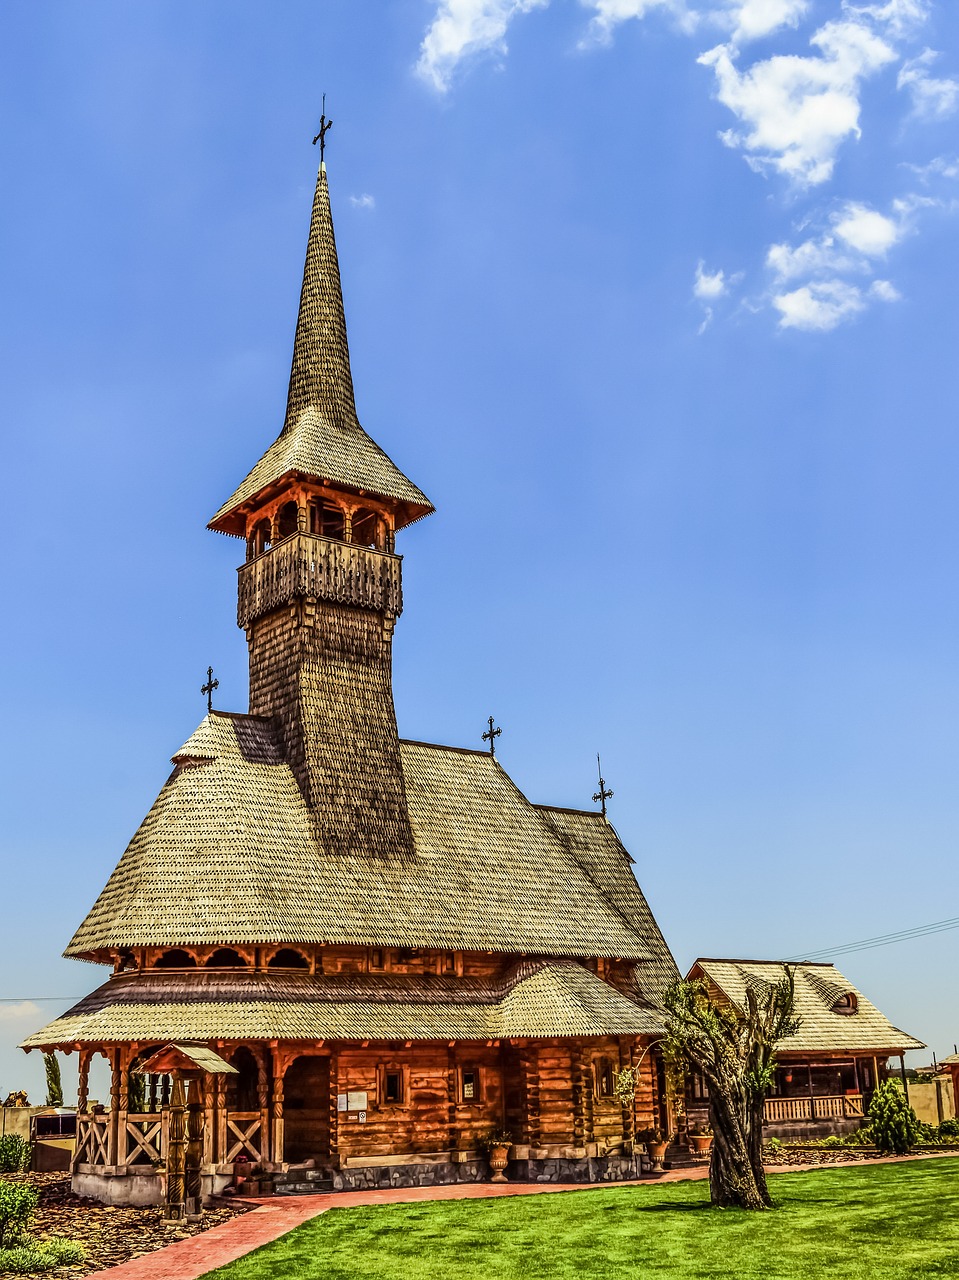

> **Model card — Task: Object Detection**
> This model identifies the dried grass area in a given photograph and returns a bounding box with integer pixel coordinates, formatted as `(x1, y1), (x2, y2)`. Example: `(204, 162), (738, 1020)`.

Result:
(0, 1173), (250, 1278)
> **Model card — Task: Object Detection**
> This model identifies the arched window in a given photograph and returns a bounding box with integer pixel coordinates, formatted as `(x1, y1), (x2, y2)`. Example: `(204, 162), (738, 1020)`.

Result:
(206, 948), (247, 969)
(252, 518), (272, 556)
(310, 498), (345, 541)
(268, 948), (310, 970)
(154, 949), (197, 969)
(351, 508), (382, 550)
(277, 500), (299, 540)
(833, 992), (858, 1015)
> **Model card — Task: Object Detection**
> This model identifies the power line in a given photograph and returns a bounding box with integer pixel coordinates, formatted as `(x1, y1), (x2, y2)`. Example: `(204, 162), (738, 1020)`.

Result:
(0, 997), (81, 1003)
(786, 915), (959, 963)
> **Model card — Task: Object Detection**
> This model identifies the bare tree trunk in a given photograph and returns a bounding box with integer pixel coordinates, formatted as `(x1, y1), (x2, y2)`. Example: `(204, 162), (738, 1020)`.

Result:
(708, 1089), (768, 1210)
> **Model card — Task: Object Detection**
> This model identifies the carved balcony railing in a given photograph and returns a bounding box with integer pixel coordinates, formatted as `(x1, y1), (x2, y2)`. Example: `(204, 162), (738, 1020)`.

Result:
(764, 1094), (864, 1123)
(238, 532), (403, 628)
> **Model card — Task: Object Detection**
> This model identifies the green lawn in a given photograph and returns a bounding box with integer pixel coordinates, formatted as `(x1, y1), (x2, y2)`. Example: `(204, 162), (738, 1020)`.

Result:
(202, 1158), (959, 1280)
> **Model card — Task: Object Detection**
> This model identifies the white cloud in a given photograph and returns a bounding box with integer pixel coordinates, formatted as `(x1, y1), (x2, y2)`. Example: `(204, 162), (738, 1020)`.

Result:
(699, 18), (896, 186)
(903, 154), (959, 182)
(725, 0), (810, 44)
(898, 50), (959, 121)
(580, 0), (692, 46)
(772, 278), (867, 329)
(350, 194), (376, 211)
(693, 260), (729, 299)
(846, 0), (928, 40)
(416, 0), (549, 92)
(0, 1001), (41, 1023)
(870, 278), (901, 300)
(833, 201), (901, 253)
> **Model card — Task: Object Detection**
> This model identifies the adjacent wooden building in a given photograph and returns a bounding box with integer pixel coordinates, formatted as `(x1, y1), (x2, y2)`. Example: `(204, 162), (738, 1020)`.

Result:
(22, 158), (678, 1204)
(685, 960), (924, 1138)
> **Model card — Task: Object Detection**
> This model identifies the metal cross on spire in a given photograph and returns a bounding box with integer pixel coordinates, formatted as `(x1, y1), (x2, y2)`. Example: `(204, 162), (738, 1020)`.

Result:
(593, 753), (614, 819)
(201, 666), (219, 714)
(312, 94), (333, 162)
(482, 716), (502, 758)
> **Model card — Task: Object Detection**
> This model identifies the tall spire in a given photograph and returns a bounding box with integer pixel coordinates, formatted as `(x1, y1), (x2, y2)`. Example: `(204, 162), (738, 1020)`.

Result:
(209, 160), (432, 537)
(283, 163), (358, 439)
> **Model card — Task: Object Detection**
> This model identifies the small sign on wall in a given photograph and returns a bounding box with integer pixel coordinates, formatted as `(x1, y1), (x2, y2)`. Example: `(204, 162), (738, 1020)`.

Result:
(358, 1110), (367, 1123)
(347, 1091), (368, 1110)
(337, 1094), (348, 1112)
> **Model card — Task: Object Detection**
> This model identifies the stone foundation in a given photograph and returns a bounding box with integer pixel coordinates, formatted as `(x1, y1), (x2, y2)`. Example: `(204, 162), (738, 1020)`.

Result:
(331, 1155), (640, 1191)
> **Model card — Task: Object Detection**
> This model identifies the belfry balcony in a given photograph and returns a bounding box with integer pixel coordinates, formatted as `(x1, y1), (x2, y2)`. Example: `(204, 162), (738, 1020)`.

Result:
(237, 532), (403, 629)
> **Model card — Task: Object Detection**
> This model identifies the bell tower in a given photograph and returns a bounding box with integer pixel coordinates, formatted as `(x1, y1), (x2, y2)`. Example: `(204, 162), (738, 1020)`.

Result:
(208, 160), (433, 861)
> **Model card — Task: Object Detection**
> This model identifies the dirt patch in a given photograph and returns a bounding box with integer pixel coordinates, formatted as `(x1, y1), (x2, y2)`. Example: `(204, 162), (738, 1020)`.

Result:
(763, 1143), (959, 1167)
(0, 1172), (250, 1278)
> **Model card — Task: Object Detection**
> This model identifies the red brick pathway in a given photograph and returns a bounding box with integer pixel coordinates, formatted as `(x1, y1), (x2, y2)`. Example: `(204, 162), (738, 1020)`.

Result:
(83, 1150), (959, 1280)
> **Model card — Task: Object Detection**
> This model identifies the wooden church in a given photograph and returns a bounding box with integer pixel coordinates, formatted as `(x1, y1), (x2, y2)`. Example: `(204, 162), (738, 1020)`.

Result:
(22, 153), (679, 1204)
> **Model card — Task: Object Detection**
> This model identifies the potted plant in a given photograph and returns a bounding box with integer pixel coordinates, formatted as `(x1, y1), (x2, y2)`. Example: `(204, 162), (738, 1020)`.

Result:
(478, 1130), (513, 1184)
(688, 1124), (713, 1157)
(639, 1127), (668, 1172)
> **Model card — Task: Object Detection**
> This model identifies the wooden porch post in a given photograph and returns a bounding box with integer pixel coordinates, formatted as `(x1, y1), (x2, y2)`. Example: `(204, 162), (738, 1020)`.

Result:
(328, 1048), (339, 1162)
(77, 1049), (92, 1113)
(271, 1047), (286, 1165)
(108, 1048), (123, 1166)
(255, 1048), (271, 1162)
(202, 1072), (216, 1167)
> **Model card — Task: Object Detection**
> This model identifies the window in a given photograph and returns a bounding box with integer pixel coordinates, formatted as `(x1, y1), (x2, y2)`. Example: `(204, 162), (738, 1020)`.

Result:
(441, 952), (456, 974)
(384, 1071), (403, 1104)
(276, 501), (299, 540)
(595, 1058), (614, 1099)
(310, 498), (345, 540)
(268, 948), (310, 970)
(690, 1070), (710, 1101)
(833, 993), (858, 1015)
(369, 949), (385, 970)
(460, 1068), (481, 1103)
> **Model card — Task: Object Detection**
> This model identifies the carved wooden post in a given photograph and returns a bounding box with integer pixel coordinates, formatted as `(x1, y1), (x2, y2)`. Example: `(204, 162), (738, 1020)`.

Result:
(256, 1050), (270, 1162)
(215, 1074), (227, 1166)
(202, 1072), (216, 1167)
(77, 1049), (91, 1114)
(108, 1049), (122, 1166)
(185, 1078), (203, 1214)
(271, 1048), (286, 1165)
(447, 1047), (458, 1154)
(342, 508), (353, 543)
(165, 1076), (187, 1221)
(328, 1048), (339, 1162)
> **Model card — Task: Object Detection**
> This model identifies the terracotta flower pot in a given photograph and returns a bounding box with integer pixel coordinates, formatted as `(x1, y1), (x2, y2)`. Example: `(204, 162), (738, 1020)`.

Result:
(689, 1135), (713, 1157)
(488, 1144), (511, 1183)
(646, 1141), (667, 1172)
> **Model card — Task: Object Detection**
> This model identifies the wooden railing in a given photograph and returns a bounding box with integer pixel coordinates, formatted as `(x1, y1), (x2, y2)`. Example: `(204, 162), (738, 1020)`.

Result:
(73, 1114), (109, 1169)
(123, 1113), (165, 1166)
(238, 532), (402, 627)
(764, 1094), (864, 1123)
(220, 1110), (268, 1163)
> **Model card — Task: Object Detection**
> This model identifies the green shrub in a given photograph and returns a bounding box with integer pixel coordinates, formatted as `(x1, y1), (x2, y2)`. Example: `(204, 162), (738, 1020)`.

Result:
(0, 1135), (30, 1174)
(938, 1118), (959, 1139)
(764, 1137), (783, 1155)
(868, 1080), (923, 1155)
(0, 1183), (38, 1248)
(0, 1239), (85, 1274)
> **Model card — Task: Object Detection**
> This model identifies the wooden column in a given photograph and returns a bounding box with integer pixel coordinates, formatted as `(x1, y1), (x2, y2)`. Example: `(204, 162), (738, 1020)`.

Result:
(255, 1048), (271, 1162)
(572, 1048), (589, 1148)
(77, 1049), (92, 1113)
(447, 1047), (458, 1153)
(328, 1048), (339, 1161)
(185, 1078), (203, 1214)
(108, 1048), (123, 1166)
(202, 1072), (216, 1166)
(165, 1076), (187, 1221)
(524, 1048), (541, 1148)
(271, 1048), (286, 1165)
(215, 1074), (228, 1166)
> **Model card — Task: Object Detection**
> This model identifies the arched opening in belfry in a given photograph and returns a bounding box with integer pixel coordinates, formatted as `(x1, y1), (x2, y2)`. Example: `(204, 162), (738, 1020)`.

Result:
(205, 948), (247, 969)
(351, 508), (382, 550)
(277, 501), (299, 540)
(309, 497), (345, 541)
(226, 1046), (260, 1113)
(154, 949), (197, 969)
(268, 947), (310, 970)
(283, 1055), (331, 1164)
(251, 518), (272, 556)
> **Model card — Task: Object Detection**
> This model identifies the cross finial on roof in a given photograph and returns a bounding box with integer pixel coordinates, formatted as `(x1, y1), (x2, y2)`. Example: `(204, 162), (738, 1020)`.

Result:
(312, 94), (333, 163)
(482, 716), (502, 758)
(592, 753), (613, 819)
(201, 666), (219, 714)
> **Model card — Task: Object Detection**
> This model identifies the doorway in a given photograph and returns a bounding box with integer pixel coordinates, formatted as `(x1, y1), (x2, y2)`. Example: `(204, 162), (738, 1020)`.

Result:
(283, 1056), (331, 1164)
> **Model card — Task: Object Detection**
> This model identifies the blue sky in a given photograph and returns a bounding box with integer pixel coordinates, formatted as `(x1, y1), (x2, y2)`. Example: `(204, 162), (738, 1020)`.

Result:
(1, 0), (957, 1101)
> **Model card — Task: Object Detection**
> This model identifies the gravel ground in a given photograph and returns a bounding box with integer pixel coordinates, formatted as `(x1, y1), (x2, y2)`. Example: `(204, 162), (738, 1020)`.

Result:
(0, 1173), (250, 1278)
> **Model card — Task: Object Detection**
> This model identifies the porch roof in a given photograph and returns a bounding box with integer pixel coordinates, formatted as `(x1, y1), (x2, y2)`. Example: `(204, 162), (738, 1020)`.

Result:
(20, 958), (665, 1049)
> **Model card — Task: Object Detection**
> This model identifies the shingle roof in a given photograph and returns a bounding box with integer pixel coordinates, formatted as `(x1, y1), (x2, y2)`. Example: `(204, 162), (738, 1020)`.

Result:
(21, 959), (665, 1049)
(209, 165), (432, 535)
(63, 715), (678, 971)
(690, 959), (924, 1055)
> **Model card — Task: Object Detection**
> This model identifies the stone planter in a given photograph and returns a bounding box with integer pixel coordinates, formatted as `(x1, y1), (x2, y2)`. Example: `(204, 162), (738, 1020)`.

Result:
(488, 1145), (511, 1184)
(689, 1135), (713, 1158)
(646, 1142), (667, 1173)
